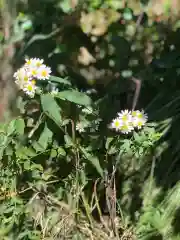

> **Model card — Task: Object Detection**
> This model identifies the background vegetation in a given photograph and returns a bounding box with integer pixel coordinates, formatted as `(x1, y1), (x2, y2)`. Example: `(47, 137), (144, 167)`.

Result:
(0, 0), (180, 239)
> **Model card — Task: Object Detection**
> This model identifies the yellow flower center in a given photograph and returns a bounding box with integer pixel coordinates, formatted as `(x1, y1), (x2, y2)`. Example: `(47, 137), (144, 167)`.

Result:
(137, 121), (143, 127)
(24, 76), (28, 82)
(31, 69), (37, 76)
(115, 121), (120, 127)
(31, 80), (36, 85)
(27, 85), (33, 91)
(121, 124), (129, 130)
(36, 62), (42, 67)
(41, 70), (47, 77)
(132, 111), (137, 117)
(122, 115), (128, 121)
(137, 113), (143, 119)
(26, 60), (31, 65)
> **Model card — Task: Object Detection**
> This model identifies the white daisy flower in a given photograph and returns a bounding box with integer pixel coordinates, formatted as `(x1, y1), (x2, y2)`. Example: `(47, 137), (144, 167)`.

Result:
(14, 67), (31, 89)
(34, 58), (44, 68)
(120, 121), (134, 134)
(28, 67), (39, 78)
(110, 109), (147, 133)
(23, 80), (37, 98)
(118, 109), (132, 122)
(111, 118), (122, 131)
(25, 58), (44, 68)
(132, 117), (146, 129)
(76, 122), (87, 133)
(132, 110), (148, 129)
(37, 65), (51, 80)
(132, 110), (148, 121)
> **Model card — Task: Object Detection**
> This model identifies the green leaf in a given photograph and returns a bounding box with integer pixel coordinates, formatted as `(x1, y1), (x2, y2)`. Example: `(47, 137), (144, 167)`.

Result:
(0, 148), (4, 159)
(88, 156), (103, 177)
(62, 119), (70, 126)
(121, 139), (131, 151)
(56, 90), (92, 106)
(105, 137), (114, 150)
(80, 147), (103, 177)
(123, 8), (133, 20)
(16, 146), (36, 160)
(5, 145), (13, 156)
(24, 160), (31, 170)
(64, 134), (73, 148)
(108, 146), (117, 155)
(7, 119), (16, 136)
(31, 163), (43, 171)
(49, 76), (71, 86)
(32, 141), (45, 152)
(21, 20), (32, 30)
(58, 0), (72, 13)
(0, 132), (8, 146)
(38, 123), (53, 150)
(15, 118), (25, 135)
(133, 131), (141, 142)
(50, 149), (57, 158)
(57, 147), (66, 156)
(41, 94), (62, 126)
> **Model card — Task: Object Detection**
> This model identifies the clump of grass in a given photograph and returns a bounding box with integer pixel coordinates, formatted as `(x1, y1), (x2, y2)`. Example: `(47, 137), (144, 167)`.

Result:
(27, 190), (135, 240)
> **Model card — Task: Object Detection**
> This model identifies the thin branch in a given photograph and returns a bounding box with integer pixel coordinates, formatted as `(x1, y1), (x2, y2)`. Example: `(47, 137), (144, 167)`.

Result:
(131, 77), (142, 110)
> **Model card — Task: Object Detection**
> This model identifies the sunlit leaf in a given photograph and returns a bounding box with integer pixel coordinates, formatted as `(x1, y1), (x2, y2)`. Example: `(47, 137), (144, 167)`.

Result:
(38, 123), (53, 150)
(7, 119), (16, 136)
(80, 146), (103, 177)
(57, 147), (66, 156)
(15, 118), (25, 135)
(49, 76), (71, 86)
(41, 94), (62, 126)
(56, 90), (92, 106)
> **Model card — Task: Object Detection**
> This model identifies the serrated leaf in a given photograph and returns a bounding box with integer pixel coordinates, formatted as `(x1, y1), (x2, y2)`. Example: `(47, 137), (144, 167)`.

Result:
(49, 76), (71, 86)
(38, 123), (53, 150)
(41, 94), (62, 126)
(56, 90), (92, 106)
